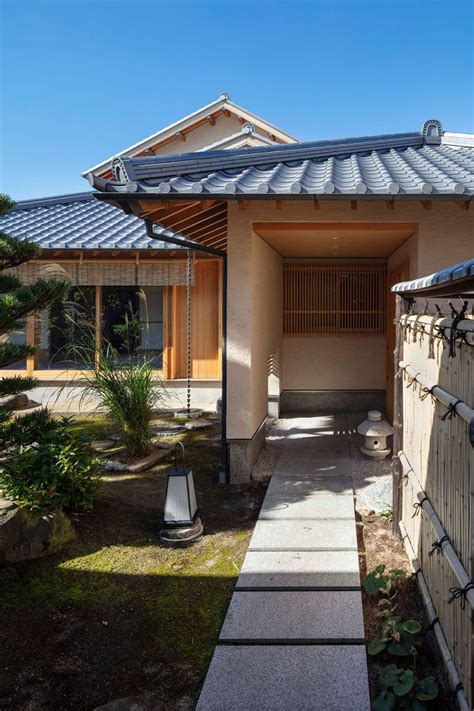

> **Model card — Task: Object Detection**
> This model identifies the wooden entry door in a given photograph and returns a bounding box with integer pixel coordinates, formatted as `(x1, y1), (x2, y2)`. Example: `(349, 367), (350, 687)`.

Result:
(386, 264), (409, 421)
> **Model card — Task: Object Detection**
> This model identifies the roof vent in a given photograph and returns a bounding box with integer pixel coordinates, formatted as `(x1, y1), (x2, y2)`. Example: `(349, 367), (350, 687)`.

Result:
(219, 92), (230, 101)
(242, 122), (255, 135)
(422, 119), (443, 143)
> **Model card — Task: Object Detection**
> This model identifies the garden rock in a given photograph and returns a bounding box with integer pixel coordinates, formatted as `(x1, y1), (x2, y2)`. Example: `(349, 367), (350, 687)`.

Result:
(184, 419), (213, 430)
(94, 696), (164, 711)
(0, 498), (76, 563)
(0, 392), (29, 411)
(91, 440), (115, 452)
(128, 450), (167, 473)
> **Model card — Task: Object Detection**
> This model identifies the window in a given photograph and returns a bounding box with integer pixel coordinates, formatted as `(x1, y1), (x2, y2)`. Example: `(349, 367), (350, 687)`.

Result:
(283, 264), (386, 335)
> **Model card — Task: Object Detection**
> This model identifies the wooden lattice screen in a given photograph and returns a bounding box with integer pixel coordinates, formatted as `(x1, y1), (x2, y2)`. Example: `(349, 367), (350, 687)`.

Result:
(283, 263), (387, 335)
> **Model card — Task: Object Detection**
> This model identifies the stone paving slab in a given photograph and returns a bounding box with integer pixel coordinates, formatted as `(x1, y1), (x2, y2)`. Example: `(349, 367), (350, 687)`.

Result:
(272, 458), (353, 479)
(259, 493), (355, 519)
(276, 440), (350, 460)
(219, 590), (365, 642)
(236, 550), (361, 589)
(196, 644), (370, 710)
(249, 519), (357, 551)
(266, 474), (354, 497)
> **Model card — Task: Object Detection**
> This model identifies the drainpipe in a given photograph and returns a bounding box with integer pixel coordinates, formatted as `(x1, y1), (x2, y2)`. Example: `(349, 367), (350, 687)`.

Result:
(145, 220), (229, 483)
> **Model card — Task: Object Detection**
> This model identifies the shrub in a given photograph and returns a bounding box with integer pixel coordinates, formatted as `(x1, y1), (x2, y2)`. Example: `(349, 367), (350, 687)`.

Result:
(0, 411), (101, 510)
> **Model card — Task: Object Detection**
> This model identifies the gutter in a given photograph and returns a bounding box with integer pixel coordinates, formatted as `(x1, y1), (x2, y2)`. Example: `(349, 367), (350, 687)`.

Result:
(144, 220), (229, 484)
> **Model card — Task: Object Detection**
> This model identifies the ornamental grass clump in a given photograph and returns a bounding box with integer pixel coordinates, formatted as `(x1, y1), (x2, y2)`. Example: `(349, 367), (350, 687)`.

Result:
(78, 345), (167, 457)
(0, 411), (101, 511)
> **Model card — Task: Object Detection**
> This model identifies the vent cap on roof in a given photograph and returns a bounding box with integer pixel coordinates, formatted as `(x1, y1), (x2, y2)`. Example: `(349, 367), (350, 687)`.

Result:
(219, 92), (230, 101)
(422, 119), (443, 143)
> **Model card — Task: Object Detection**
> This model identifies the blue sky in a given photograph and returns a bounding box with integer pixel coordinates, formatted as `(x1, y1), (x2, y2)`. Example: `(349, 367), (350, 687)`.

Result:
(1, 0), (472, 200)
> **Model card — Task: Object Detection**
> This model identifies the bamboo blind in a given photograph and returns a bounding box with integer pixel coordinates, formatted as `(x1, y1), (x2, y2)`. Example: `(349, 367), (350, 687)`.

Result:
(8, 261), (193, 287)
(400, 315), (473, 704)
(283, 264), (386, 335)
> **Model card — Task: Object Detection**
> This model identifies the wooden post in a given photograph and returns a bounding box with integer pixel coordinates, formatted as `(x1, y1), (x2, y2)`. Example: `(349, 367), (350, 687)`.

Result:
(26, 314), (35, 376)
(392, 294), (409, 537)
(95, 285), (102, 369)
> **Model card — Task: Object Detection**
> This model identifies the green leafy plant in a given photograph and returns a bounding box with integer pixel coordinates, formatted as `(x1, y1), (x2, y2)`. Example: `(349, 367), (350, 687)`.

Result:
(375, 665), (438, 710)
(379, 505), (394, 522)
(0, 411), (101, 510)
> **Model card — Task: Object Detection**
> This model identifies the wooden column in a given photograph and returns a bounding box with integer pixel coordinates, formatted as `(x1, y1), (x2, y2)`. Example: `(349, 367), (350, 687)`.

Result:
(26, 314), (35, 376)
(391, 294), (410, 537)
(95, 285), (102, 368)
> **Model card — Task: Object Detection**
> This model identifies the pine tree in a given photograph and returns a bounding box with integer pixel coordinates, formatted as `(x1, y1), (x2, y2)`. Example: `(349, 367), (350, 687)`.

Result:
(0, 193), (70, 400)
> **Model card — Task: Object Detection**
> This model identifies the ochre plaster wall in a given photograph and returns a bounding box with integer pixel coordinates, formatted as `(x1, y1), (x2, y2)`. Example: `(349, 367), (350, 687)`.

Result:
(226, 200), (473, 440)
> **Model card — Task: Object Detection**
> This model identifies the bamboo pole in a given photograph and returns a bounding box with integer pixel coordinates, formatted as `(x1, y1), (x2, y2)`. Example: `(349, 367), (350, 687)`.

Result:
(399, 362), (474, 428)
(392, 295), (409, 536)
(400, 520), (470, 711)
(399, 451), (474, 609)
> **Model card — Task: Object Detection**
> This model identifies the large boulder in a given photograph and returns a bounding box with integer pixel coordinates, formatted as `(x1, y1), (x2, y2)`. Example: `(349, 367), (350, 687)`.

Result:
(0, 498), (76, 563)
(0, 392), (29, 411)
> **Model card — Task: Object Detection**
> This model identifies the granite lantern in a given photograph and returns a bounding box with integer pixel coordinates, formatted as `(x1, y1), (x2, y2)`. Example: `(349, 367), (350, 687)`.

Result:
(357, 410), (393, 460)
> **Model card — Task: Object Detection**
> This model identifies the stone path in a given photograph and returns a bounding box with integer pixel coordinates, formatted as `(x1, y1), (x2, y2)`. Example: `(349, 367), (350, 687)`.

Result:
(197, 414), (370, 710)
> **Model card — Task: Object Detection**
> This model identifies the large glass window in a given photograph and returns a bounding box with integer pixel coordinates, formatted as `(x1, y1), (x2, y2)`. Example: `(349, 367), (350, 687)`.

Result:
(36, 287), (96, 370)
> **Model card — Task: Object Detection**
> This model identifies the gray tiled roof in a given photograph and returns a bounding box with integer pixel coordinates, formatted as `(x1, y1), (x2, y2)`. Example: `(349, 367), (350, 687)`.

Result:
(392, 258), (474, 295)
(93, 125), (474, 197)
(0, 192), (176, 250)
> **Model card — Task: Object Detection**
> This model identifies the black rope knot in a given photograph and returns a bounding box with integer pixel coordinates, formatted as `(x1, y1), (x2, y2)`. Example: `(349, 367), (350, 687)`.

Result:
(441, 399), (462, 421)
(448, 300), (468, 358)
(447, 582), (474, 609)
(449, 682), (465, 701)
(428, 535), (450, 557)
(422, 616), (439, 636)
(420, 385), (436, 402)
(411, 497), (428, 517)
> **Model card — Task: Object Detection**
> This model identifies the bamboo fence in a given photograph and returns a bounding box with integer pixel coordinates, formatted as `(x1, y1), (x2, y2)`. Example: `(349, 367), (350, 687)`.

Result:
(397, 311), (474, 708)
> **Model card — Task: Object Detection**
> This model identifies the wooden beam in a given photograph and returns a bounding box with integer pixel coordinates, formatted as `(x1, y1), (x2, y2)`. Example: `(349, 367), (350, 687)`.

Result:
(313, 199), (320, 210)
(207, 116), (216, 126)
(223, 108), (231, 118)
(237, 116), (245, 126)
(350, 200), (357, 211)
(202, 199), (217, 210)
(420, 201), (432, 210)
(26, 314), (35, 375)
(176, 131), (186, 142)
(164, 203), (226, 233)
(238, 200), (249, 211)
(455, 200), (470, 211)
(385, 200), (395, 211)
(275, 200), (283, 211)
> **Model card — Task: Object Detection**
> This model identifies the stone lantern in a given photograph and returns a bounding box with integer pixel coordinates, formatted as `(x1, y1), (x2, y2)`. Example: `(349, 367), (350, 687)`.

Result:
(357, 410), (393, 460)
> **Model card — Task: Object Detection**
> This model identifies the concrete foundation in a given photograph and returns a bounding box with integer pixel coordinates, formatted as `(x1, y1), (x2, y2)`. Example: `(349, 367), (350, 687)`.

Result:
(280, 389), (386, 414)
(228, 416), (267, 483)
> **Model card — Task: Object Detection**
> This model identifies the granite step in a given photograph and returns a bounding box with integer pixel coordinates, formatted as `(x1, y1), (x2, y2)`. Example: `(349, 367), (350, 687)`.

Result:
(259, 493), (355, 520)
(196, 645), (370, 711)
(219, 590), (365, 643)
(249, 519), (358, 551)
(236, 550), (361, 589)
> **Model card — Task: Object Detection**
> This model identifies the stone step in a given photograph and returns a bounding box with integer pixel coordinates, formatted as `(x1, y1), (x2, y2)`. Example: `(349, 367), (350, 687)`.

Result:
(236, 550), (361, 589)
(219, 590), (365, 643)
(196, 644), (370, 711)
(259, 493), (355, 520)
(272, 458), (353, 479)
(266, 474), (353, 498)
(248, 519), (357, 551)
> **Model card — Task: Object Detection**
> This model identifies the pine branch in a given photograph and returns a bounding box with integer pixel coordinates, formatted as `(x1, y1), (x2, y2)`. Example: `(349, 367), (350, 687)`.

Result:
(0, 278), (70, 335)
(0, 274), (22, 293)
(0, 232), (40, 270)
(0, 375), (37, 398)
(0, 194), (15, 216)
(0, 342), (35, 368)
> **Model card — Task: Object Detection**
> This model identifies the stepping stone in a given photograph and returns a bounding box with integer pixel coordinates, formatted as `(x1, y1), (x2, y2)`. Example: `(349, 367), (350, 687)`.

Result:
(276, 440), (350, 461)
(219, 590), (365, 643)
(273, 458), (353, 478)
(127, 450), (167, 473)
(236, 550), (361, 589)
(260, 493), (354, 520)
(196, 645), (370, 710)
(248, 519), (357, 551)
(184, 419), (213, 430)
(266, 475), (353, 498)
